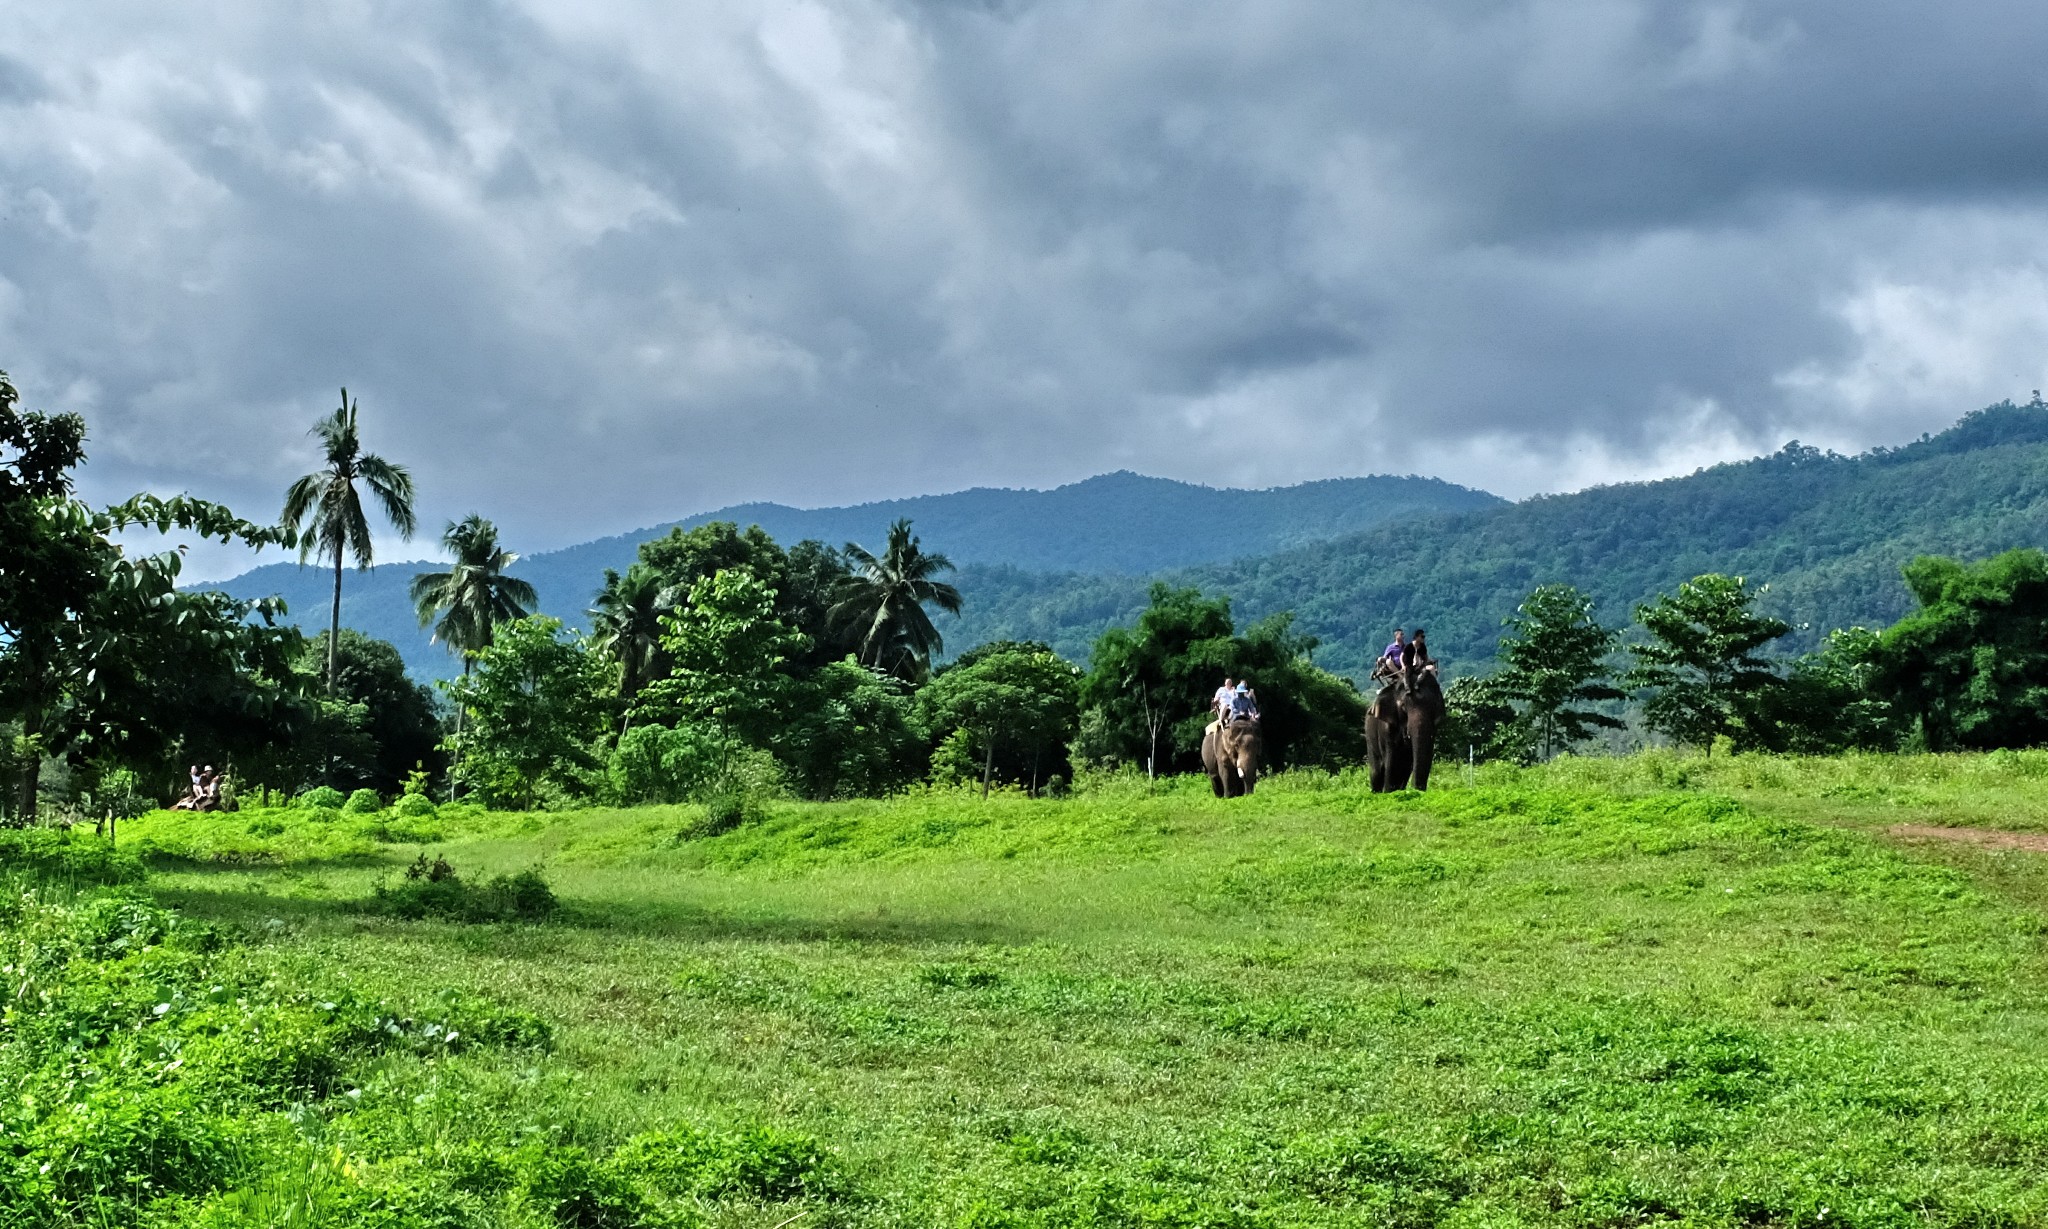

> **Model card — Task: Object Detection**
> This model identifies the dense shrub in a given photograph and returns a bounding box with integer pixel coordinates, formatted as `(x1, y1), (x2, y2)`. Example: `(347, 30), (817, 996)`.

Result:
(691, 792), (771, 839)
(611, 1123), (838, 1202)
(374, 856), (559, 923)
(517, 1145), (646, 1227)
(391, 792), (438, 820)
(295, 786), (346, 810)
(344, 787), (385, 814)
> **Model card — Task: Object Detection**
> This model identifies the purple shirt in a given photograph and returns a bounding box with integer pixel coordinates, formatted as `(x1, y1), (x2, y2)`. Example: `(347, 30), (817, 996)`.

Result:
(1383, 640), (1407, 660)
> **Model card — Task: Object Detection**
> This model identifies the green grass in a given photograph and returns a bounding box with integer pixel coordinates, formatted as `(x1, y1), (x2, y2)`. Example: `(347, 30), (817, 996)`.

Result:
(72, 761), (2048, 1223)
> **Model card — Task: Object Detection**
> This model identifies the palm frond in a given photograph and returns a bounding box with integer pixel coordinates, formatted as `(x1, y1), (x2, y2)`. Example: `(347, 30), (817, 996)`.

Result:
(358, 454), (417, 539)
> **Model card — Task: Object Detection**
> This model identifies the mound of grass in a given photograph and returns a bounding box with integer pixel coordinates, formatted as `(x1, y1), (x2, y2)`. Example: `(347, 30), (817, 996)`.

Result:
(0, 826), (144, 885)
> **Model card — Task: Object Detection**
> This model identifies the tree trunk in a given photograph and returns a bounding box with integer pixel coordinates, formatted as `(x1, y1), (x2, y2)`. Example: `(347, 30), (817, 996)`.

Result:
(449, 657), (469, 803)
(981, 732), (996, 799)
(327, 540), (344, 696)
(1030, 747), (1040, 798)
(11, 707), (43, 826)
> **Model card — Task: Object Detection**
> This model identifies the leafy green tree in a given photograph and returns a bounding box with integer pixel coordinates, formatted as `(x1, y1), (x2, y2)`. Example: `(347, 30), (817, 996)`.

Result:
(634, 570), (808, 762)
(589, 563), (675, 714)
(1437, 674), (1528, 765)
(1231, 613), (1369, 770)
(1628, 574), (1790, 754)
(776, 659), (929, 799)
(1756, 627), (1903, 753)
(1491, 584), (1625, 761)
(606, 721), (727, 806)
(281, 389), (417, 694)
(920, 643), (1081, 797)
(1081, 585), (1236, 777)
(1865, 549), (2048, 750)
(1080, 586), (1365, 775)
(446, 616), (609, 808)
(831, 519), (964, 681)
(294, 631), (445, 795)
(637, 521), (787, 596)
(0, 369), (298, 818)
(783, 539), (859, 668)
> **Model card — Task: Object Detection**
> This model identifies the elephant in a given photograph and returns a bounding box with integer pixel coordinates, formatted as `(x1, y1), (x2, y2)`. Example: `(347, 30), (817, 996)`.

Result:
(1364, 675), (1412, 793)
(1202, 717), (1262, 797)
(1363, 667), (1444, 792)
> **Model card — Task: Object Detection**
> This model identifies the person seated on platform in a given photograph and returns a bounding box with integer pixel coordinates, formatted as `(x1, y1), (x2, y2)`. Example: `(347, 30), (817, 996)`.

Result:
(1229, 678), (1261, 725)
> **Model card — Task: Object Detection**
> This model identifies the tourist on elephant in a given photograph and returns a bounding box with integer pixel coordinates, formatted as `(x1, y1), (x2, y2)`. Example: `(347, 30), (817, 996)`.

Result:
(1213, 676), (1237, 723)
(1230, 678), (1260, 724)
(1374, 629), (1407, 679)
(1409, 628), (1434, 674)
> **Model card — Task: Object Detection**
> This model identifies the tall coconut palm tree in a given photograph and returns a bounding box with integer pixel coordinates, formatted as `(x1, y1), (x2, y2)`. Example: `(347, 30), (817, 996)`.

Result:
(411, 515), (536, 801)
(282, 389), (416, 694)
(588, 563), (673, 719)
(410, 515), (537, 662)
(830, 518), (964, 681)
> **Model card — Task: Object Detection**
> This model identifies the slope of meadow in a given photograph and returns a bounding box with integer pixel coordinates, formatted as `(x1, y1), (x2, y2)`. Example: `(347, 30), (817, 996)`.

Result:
(48, 757), (2048, 1226)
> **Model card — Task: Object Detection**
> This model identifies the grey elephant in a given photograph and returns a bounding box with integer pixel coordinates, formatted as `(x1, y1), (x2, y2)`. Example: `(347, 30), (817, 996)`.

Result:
(1202, 717), (1262, 797)
(1364, 667), (1444, 792)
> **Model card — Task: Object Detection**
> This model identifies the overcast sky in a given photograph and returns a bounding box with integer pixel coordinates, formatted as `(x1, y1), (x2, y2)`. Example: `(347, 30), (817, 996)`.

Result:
(7, 1), (2048, 577)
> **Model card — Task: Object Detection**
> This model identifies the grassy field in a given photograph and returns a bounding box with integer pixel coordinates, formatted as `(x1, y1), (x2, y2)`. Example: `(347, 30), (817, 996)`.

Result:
(36, 754), (2048, 1226)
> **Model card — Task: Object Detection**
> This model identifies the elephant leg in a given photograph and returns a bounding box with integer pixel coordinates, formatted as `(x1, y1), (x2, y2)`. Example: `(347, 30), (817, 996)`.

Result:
(1411, 729), (1435, 792)
(1239, 761), (1256, 795)
(1391, 740), (1413, 791)
(1365, 724), (1387, 792)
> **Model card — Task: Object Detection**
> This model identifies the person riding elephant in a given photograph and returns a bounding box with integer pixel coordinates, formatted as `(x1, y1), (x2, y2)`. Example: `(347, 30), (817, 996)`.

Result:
(1203, 704), (1262, 797)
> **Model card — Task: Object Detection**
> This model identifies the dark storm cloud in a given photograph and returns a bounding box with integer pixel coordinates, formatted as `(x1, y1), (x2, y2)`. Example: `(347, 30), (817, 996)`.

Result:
(5, 1), (2048, 576)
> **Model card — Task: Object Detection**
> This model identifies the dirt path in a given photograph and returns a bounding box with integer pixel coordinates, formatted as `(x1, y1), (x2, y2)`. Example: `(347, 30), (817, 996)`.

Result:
(1887, 824), (2048, 853)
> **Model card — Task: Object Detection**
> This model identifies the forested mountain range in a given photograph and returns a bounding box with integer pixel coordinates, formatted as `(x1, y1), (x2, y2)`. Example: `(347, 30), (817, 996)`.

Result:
(204, 471), (1498, 677)
(208, 401), (2048, 683)
(945, 401), (2048, 677)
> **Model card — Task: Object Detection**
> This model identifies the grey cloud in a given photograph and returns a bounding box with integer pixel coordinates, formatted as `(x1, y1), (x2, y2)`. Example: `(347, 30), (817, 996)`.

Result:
(3, 1), (2047, 580)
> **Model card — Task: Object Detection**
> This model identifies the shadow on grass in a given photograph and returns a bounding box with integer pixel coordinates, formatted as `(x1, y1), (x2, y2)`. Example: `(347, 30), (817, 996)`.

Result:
(153, 879), (1032, 947)
(139, 849), (400, 876)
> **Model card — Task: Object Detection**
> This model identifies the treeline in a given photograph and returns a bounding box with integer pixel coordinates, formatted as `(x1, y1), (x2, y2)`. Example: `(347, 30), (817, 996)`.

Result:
(0, 371), (1367, 817)
(1446, 552), (2048, 762)
(436, 527), (1369, 808)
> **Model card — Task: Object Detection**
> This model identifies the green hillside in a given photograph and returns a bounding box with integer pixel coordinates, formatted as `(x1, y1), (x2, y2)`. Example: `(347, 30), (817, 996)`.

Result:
(207, 401), (2048, 684)
(947, 401), (2048, 676)
(205, 472), (1497, 678)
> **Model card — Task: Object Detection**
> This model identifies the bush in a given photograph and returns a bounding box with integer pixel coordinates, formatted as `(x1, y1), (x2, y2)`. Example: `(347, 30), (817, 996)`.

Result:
(0, 828), (145, 885)
(343, 788), (384, 814)
(516, 1145), (646, 1228)
(373, 857), (558, 923)
(391, 792), (438, 820)
(610, 1123), (838, 1201)
(295, 786), (346, 810)
(686, 793), (770, 840)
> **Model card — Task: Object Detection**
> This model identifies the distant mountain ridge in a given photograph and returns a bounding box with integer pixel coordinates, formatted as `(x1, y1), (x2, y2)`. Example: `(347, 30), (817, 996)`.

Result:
(939, 400), (2048, 676)
(204, 470), (1501, 677)
(207, 402), (2048, 686)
